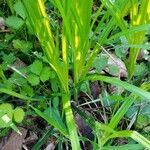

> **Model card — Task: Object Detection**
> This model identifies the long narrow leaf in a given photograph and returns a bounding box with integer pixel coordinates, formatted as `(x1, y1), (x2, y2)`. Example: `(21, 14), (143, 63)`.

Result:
(102, 144), (144, 150)
(32, 128), (54, 150)
(86, 74), (150, 100)
(102, 130), (150, 149)
(0, 88), (41, 102)
(30, 106), (68, 137)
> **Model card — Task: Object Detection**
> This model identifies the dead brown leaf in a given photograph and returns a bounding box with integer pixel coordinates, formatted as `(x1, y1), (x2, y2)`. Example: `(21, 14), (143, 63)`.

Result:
(90, 81), (101, 99)
(107, 54), (128, 78)
(44, 142), (55, 150)
(24, 131), (38, 145)
(1, 128), (27, 150)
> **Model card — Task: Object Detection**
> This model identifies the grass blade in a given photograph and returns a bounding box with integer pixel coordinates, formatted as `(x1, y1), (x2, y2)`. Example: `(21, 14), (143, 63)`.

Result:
(127, 0), (150, 78)
(102, 144), (144, 150)
(22, 1), (81, 149)
(101, 96), (136, 142)
(0, 88), (40, 102)
(107, 23), (150, 42)
(30, 105), (68, 137)
(86, 74), (150, 100)
(107, 96), (135, 130)
(102, 130), (150, 149)
(32, 127), (53, 150)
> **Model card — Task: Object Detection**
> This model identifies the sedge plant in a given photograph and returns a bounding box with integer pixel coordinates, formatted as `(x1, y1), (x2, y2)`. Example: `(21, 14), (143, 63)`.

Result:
(1, 0), (150, 149)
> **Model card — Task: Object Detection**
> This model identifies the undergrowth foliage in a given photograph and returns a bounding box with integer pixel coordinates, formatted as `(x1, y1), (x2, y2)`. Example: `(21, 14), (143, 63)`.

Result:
(0, 0), (150, 149)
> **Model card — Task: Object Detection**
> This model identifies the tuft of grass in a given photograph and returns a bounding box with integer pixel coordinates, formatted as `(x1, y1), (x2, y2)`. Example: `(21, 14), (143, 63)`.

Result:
(1, 0), (149, 149)
(128, 0), (150, 79)
(22, 0), (81, 149)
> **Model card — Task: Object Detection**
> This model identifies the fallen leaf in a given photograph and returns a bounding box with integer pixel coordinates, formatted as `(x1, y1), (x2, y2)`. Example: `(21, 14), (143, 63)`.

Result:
(75, 113), (94, 140)
(13, 58), (27, 69)
(102, 54), (128, 78)
(24, 131), (38, 145)
(44, 142), (55, 150)
(137, 49), (149, 60)
(75, 112), (94, 150)
(90, 81), (101, 99)
(108, 55), (127, 77)
(1, 127), (27, 150)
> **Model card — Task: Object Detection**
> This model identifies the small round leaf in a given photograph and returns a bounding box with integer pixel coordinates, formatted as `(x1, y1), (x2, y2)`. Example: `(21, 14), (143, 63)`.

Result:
(13, 108), (25, 123)
(27, 74), (40, 86)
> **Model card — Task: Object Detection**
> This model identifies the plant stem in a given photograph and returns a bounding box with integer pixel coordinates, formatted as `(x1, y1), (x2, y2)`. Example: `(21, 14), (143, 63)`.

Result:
(62, 92), (81, 150)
